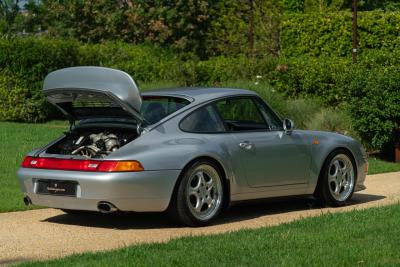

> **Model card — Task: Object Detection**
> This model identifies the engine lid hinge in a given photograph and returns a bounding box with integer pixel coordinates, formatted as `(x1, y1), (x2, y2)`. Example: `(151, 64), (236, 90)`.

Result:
(68, 117), (76, 131)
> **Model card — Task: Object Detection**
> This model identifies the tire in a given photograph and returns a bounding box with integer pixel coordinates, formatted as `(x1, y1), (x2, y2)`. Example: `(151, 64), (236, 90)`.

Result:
(315, 149), (357, 207)
(170, 160), (225, 227)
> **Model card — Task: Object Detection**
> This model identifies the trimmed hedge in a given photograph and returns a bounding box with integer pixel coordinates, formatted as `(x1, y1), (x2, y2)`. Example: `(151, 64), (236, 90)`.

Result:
(0, 38), (81, 83)
(267, 56), (352, 105)
(0, 73), (47, 122)
(78, 42), (185, 82)
(0, 37), (399, 152)
(0, 38), (82, 122)
(281, 11), (400, 57)
(346, 66), (400, 150)
(0, 37), (278, 122)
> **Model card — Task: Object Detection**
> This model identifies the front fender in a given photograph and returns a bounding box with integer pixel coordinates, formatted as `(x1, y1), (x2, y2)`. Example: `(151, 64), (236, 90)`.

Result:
(303, 131), (367, 194)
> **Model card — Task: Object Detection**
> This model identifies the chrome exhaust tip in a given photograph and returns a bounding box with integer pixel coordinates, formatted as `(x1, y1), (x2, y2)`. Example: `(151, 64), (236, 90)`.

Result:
(97, 201), (117, 213)
(23, 196), (32, 206)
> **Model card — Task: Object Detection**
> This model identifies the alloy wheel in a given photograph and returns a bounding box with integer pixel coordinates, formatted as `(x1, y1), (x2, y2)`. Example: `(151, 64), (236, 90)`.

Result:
(185, 166), (223, 221)
(328, 154), (355, 202)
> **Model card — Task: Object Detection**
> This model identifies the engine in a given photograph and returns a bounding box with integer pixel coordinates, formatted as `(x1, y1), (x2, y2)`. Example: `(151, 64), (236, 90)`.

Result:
(71, 133), (121, 158)
(50, 129), (136, 159)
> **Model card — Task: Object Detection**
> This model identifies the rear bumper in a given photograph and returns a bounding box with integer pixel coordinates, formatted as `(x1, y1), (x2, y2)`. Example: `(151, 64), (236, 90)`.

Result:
(17, 168), (181, 212)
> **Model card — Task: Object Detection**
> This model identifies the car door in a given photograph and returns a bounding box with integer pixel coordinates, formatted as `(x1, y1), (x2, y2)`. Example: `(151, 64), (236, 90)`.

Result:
(214, 96), (311, 188)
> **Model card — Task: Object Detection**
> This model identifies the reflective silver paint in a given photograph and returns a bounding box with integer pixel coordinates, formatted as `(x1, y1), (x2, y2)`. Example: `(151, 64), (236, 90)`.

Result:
(17, 167), (180, 211)
(43, 66), (143, 121)
(17, 87), (367, 212)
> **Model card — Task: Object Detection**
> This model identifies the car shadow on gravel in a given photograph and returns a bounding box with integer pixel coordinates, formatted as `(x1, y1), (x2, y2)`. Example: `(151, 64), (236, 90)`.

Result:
(42, 193), (385, 230)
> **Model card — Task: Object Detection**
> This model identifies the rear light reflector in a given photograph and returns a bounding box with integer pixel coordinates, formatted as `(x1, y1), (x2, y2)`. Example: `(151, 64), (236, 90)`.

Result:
(97, 160), (144, 172)
(21, 156), (144, 172)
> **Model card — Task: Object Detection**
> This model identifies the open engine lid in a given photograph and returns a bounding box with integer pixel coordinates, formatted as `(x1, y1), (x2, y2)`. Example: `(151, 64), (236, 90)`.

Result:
(43, 66), (143, 123)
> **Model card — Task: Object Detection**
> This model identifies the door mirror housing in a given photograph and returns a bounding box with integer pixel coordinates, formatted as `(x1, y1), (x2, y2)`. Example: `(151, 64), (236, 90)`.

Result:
(283, 118), (294, 134)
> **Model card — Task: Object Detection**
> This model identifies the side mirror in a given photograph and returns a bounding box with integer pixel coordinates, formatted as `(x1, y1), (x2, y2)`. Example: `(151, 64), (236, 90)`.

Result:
(283, 118), (294, 134)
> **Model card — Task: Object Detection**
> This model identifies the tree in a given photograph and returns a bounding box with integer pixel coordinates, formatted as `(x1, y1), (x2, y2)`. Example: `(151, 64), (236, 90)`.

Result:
(253, 0), (282, 56)
(3, 0), (286, 58)
(24, 0), (211, 57)
(0, 0), (19, 34)
(207, 0), (282, 57)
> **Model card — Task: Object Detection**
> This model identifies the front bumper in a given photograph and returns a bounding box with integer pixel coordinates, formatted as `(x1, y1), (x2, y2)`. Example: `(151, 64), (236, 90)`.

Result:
(354, 158), (368, 192)
(17, 168), (181, 212)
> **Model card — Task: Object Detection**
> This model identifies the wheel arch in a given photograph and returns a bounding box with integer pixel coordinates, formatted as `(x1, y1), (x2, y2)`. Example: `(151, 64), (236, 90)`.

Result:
(313, 146), (358, 195)
(167, 155), (231, 211)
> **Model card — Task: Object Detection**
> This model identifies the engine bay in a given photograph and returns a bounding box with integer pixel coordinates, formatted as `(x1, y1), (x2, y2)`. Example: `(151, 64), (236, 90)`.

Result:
(46, 127), (137, 159)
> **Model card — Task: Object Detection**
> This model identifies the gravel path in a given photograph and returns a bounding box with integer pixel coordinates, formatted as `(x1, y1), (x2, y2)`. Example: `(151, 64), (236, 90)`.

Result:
(1, 172), (399, 266)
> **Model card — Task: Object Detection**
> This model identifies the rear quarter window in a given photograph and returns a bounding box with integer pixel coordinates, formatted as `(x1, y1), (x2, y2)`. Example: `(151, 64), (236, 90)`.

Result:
(180, 105), (225, 133)
(141, 96), (190, 125)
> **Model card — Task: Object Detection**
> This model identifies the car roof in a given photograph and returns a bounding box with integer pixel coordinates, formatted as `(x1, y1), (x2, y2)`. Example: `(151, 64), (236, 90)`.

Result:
(141, 87), (258, 103)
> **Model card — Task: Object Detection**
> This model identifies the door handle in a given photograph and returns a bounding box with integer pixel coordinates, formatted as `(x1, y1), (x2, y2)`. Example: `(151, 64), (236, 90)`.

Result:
(239, 141), (254, 150)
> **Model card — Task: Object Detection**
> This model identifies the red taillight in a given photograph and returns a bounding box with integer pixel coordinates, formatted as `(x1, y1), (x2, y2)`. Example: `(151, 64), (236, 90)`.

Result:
(21, 156), (144, 172)
(21, 156), (35, 168)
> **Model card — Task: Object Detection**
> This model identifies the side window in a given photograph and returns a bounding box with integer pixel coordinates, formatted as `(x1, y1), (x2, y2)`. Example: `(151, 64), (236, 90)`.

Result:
(215, 97), (267, 131)
(254, 98), (283, 130)
(180, 105), (225, 133)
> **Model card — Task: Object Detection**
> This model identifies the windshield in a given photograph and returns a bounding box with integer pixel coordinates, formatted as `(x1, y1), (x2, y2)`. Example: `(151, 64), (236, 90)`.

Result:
(141, 96), (190, 125)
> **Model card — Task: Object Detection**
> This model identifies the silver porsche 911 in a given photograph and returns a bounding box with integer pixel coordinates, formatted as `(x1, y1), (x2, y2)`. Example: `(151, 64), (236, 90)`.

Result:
(18, 67), (368, 226)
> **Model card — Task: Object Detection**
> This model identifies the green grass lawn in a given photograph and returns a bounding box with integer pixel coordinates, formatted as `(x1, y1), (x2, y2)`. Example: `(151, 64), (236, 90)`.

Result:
(19, 204), (400, 267)
(0, 121), (68, 212)
(367, 157), (400, 175)
(0, 121), (399, 213)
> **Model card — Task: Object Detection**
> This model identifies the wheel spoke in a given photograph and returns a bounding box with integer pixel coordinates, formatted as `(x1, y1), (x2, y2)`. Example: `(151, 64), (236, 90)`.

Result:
(197, 172), (206, 185)
(341, 164), (347, 174)
(206, 181), (214, 193)
(328, 174), (337, 182)
(326, 154), (355, 202)
(194, 197), (204, 212)
(189, 190), (200, 198)
(334, 161), (341, 175)
(206, 177), (213, 187)
(195, 175), (203, 190)
(189, 179), (201, 194)
(332, 180), (340, 195)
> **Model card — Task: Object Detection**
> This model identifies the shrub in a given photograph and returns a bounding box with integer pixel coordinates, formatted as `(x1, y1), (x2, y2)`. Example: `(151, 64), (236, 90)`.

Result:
(0, 38), (83, 122)
(0, 72), (51, 122)
(282, 98), (322, 129)
(265, 52), (400, 151)
(0, 38), (81, 84)
(346, 66), (400, 150)
(306, 107), (358, 138)
(0, 38), (280, 122)
(181, 56), (279, 86)
(0, 38), (187, 121)
(267, 56), (353, 105)
(78, 42), (185, 82)
(0, 37), (398, 153)
(281, 11), (400, 57)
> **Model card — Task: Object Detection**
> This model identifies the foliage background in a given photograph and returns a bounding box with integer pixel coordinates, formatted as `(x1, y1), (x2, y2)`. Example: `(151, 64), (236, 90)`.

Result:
(0, 0), (399, 155)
